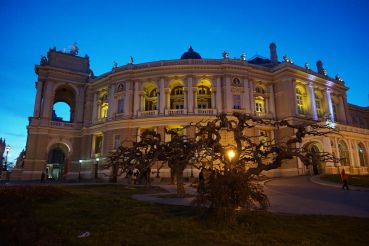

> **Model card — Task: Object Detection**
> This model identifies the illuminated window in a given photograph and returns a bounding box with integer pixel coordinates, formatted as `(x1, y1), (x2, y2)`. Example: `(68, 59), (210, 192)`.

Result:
(97, 91), (108, 119)
(93, 133), (103, 157)
(233, 95), (241, 109)
(198, 103), (208, 109)
(358, 143), (367, 167)
(255, 96), (264, 113)
(114, 135), (121, 149)
(338, 140), (350, 166)
(175, 87), (183, 95)
(296, 88), (304, 114)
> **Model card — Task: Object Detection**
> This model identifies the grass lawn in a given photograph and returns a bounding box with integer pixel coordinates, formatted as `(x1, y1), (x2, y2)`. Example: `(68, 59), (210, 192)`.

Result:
(1, 185), (369, 246)
(321, 174), (369, 187)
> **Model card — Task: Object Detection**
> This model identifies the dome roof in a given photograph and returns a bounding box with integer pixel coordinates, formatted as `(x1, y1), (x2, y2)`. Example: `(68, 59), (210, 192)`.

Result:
(180, 46), (202, 59)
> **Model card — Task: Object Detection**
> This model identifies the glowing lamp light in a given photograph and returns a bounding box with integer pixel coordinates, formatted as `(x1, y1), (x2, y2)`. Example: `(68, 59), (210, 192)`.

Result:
(227, 149), (236, 162)
(96, 157), (100, 162)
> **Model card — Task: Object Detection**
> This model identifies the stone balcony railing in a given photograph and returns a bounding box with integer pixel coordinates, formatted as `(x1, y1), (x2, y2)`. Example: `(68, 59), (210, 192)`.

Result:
(29, 117), (82, 130)
(165, 109), (187, 115)
(195, 108), (216, 115)
(138, 110), (158, 117)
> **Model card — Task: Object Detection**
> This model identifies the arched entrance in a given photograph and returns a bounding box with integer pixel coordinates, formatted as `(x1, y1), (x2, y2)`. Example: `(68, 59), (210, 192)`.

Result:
(47, 143), (69, 181)
(304, 142), (322, 175)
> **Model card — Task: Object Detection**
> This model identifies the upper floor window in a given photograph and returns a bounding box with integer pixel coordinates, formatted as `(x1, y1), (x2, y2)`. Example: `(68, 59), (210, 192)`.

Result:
(255, 96), (264, 113)
(315, 99), (322, 116)
(93, 133), (103, 157)
(149, 88), (158, 97)
(117, 99), (124, 113)
(197, 86), (210, 95)
(233, 95), (241, 109)
(296, 88), (304, 114)
(255, 86), (265, 94)
(114, 135), (121, 149)
(173, 87), (183, 95)
(97, 90), (109, 119)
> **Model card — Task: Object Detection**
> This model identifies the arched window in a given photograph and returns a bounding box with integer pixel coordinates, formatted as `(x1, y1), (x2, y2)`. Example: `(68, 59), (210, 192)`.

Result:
(97, 91), (108, 119)
(338, 140), (350, 166)
(358, 143), (367, 167)
(296, 88), (304, 114)
(143, 82), (158, 111)
(255, 96), (265, 113)
(197, 85), (211, 109)
(170, 85), (184, 109)
(314, 92), (323, 117)
(52, 102), (71, 122)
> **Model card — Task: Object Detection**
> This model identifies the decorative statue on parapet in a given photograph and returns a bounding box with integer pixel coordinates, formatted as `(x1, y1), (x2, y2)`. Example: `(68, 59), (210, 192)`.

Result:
(40, 56), (48, 66)
(222, 51), (229, 59)
(70, 42), (79, 55)
(129, 56), (134, 64)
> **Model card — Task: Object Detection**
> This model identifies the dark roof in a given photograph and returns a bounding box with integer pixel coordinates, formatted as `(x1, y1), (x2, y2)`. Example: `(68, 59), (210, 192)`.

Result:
(180, 46), (202, 59)
(248, 56), (280, 68)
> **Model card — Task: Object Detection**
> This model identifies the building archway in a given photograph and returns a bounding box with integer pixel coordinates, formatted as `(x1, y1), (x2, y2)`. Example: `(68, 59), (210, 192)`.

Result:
(52, 85), (76, 122)
(169, 80), (184, 109)
(196, 79), (212, 109)
(338, 140), (350, 166)
(143, 82), (158, 111)
(304, 141), (323, 175)
(46, 143), (70, 181)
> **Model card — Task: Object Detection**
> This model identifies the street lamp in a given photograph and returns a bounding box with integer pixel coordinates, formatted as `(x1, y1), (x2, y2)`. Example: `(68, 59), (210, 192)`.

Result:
(227, 149), (235, 170)
(78, 160), (82, 182)
(4, 145), (10, 171)
(95, 157), (99, 179)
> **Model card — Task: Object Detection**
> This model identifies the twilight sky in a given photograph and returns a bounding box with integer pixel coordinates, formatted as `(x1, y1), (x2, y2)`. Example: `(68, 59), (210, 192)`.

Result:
(1, 0), (369, 163)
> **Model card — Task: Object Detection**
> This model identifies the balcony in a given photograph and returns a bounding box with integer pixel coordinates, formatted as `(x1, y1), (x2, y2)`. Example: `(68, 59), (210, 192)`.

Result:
(166, 109), (187, 115)
(138, 110), (158, 117)
(29, 118), (82, 129)
(195, 108), (216, 115)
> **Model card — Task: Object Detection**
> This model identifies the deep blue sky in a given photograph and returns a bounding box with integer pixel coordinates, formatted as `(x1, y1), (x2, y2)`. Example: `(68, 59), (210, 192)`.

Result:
(1, 0), (369, 162)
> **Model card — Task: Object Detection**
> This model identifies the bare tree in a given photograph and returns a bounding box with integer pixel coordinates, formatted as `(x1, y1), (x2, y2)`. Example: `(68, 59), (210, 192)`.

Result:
(192, 112), (338, 222)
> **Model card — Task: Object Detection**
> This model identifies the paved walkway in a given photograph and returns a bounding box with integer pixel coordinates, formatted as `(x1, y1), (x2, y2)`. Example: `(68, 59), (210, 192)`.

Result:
(133, 176), (369, 218)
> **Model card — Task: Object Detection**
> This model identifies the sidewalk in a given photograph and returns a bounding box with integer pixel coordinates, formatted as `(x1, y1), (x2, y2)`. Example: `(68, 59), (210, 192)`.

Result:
(309, 175), (369, 192)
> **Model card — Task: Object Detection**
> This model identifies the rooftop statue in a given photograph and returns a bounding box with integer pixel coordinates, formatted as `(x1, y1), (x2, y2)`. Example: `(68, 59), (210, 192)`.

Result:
(240, 52), (246, 61)
(222, 51), (229, 59)
(129, 56), (134, 64)
(70, 42), (79, 55)
(40, 56), (48, 66)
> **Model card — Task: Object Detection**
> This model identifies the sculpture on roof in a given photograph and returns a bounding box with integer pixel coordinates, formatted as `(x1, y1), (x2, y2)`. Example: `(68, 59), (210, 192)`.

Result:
(40, 56), (48, 66)
(269, 42), (278, 62)
(129, 56), (134, 64)
(305, 63), (310, 70)
(240, 52), (246, 61)
(222, 51), (229, 59)
(316, 60), (325, 75)
(70, 42), (79, 55)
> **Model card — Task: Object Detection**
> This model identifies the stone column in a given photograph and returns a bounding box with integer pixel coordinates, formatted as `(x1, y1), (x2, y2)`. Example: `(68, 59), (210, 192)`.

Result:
(339, 95), (347, 123)
(225, 76), (232, 113)
(139, 91), (145, 111)
(159, 78), (165, 114)
(291, 79), (298, 116)
(325, 88), (334, 122)
(249, 81), (255, 114)
(211, 90), (215, 109)
(187, 77), (193, 113)
(33, 81), (43, 118)
(308, 82), (318, 120)
(133, 81), (139, 116)
(216, 77), (222, 113)
(75, 86), (84, 123)
(108, 84), (115, 120)
(194, 87), (198, 111)
(124, 82), (130, 116)
(41, 82), (55, 119)
(92, 92), (98, 123)
(184, 88), (188, 110)
(165, 88), (170, 111)
(268, 83), (276, 118)
(348, 139), (356, 168)
(243, 79), (250, 113)
(322, 137), (334, 167)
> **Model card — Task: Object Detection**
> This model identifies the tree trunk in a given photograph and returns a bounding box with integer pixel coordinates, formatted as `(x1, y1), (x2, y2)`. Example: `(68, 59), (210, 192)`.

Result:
(176, 171), (185, 198)
(170, 168), (175, 184)
(111, 164), (118, 183)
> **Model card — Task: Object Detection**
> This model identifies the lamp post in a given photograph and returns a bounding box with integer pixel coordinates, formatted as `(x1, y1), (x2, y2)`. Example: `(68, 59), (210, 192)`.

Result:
(95, 158), (99, 179)
(4, 145), (10, 171)
(227, 149), (235, 170)
(78, 160), (82, 182)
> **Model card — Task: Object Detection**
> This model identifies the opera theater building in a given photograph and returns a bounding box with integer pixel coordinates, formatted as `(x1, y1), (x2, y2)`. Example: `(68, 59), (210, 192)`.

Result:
(12, 43), (369, 180)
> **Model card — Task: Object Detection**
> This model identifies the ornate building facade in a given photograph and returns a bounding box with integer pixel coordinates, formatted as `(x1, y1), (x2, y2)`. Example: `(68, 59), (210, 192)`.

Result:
(12, 43), (369, 180)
